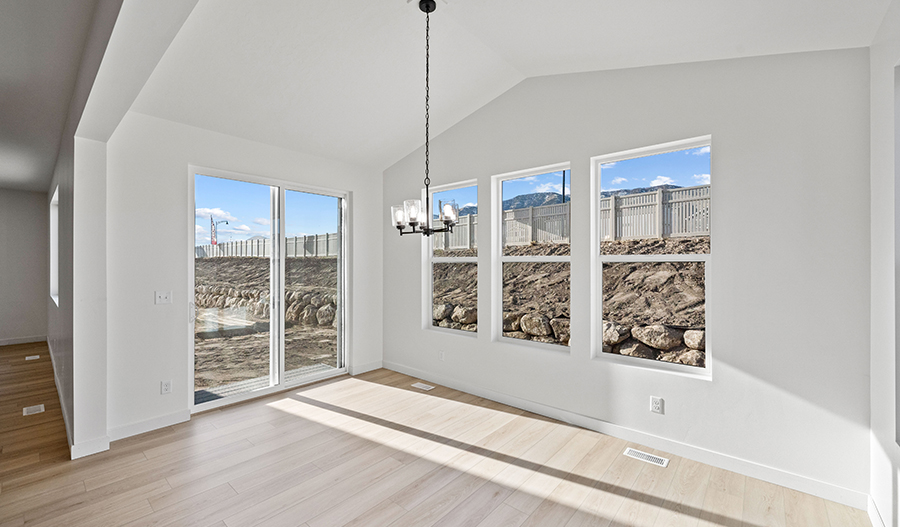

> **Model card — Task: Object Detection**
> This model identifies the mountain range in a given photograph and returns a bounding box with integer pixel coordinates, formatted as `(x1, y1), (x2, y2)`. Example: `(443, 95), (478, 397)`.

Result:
(450, 185), (682, 215)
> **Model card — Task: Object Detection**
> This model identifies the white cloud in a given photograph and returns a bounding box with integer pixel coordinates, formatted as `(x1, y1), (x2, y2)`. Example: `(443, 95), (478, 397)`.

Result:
(689, 146), (711, 156)
(195, 207), (237, 221)
(692, 173), (711, 184)
(651, 176), (675, 186)
(462, 202), (476, 208)
(235, 225), (251, 232)
(253, 218), (271, 226)
(610, 177), (627, 185)
(600, 162), (617, 169)
(195, 224), (205, 233)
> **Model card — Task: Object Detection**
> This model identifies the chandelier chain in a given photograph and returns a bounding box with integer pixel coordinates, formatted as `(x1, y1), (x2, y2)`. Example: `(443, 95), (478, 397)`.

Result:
(424, 11), (430, 189)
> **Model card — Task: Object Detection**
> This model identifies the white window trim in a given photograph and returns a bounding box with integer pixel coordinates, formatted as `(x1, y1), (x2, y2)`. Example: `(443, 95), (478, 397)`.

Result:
(590, 136), (712, 379)
(422, 179), (478, 337)
(491, 162), (572, 351)
(187, 164), (350, 412)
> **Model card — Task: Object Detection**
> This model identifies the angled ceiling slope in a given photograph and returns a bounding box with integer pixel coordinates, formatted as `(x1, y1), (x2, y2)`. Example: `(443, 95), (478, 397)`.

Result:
(132, 0), (891, 173)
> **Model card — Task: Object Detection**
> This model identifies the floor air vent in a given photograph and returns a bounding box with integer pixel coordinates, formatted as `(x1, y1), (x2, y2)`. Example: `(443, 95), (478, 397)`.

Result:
(411, 382), (435, 391)
(25, 355), (40, 360)
(624, 447), (669, 467)
(23, 404), (45, 416)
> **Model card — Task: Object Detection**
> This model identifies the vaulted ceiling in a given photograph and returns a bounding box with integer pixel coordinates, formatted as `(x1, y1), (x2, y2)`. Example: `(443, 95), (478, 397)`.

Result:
(130, 0), (892, 172)
(0, 0), (893, 191)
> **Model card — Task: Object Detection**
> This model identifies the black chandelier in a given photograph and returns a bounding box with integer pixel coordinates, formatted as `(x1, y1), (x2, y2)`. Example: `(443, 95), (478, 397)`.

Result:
(390, 0), (459, 237)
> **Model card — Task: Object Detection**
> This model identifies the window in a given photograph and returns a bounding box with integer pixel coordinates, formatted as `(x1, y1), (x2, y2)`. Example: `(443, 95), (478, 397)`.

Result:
(192, 168), (346, 407)
(494, 164), (571, 347)
(50, 187), (59, 305)
(594, 136), (710, 369)
(429, 181), (477, 333)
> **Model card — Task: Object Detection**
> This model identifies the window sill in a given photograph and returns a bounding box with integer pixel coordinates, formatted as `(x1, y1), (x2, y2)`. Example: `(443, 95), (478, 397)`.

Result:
(594, 350), (712, 380)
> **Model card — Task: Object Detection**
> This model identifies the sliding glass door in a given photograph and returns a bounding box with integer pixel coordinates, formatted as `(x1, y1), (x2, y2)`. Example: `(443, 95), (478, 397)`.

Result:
(192, 170), (345, 407)
(284, 189), (343, 382)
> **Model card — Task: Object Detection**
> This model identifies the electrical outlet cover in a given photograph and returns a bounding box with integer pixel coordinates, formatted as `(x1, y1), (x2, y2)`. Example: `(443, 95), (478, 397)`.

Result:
(651, 396), (664, 414)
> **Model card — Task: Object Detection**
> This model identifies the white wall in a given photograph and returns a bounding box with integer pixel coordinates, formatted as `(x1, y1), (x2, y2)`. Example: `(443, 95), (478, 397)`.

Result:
(72, 137), (109, 456)
(104, 111), (383, 437)
(383, 49), (872, 507)
(0, 189), (48, 344)
(869, 0), (900, 525)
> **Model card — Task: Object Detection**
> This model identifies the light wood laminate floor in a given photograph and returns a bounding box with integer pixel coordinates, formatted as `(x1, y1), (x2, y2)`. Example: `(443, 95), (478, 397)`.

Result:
(0, 344), (871, 526)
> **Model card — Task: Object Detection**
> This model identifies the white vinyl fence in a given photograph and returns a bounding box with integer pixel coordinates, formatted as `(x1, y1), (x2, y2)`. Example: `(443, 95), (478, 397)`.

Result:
(195, 233), (339, 258)
(433, 185), (710, 251)
(599, 185), (709, 240)
(433, 214), (477, 251)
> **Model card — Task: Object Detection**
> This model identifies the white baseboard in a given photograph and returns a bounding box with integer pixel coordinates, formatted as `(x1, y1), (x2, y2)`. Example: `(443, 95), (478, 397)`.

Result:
(47, 338), (73, 450)
(350, 360), (383, 376)
(0, 335), (47, 346)
(383, 361), (870, 511)
(71, 435), (110, 459)
(108, 409), (191, 441)
(868, 495), (887, 527)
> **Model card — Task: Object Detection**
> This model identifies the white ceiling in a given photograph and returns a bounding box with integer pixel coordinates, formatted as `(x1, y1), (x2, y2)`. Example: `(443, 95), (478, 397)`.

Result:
(2, 0), (893, 192)
(0, 0), (98, 192)
(132, 0), (891, 173)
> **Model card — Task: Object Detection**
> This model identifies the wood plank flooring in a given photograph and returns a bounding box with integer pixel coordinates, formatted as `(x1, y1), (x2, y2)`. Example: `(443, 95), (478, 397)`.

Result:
(0, 342), (871, 526)
(0, 341), (70, 482)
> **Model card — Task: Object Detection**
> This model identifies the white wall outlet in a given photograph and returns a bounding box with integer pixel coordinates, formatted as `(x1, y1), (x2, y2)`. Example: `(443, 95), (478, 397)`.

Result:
(161, 380), (172, 395)
(651, 396), (664, 414)
(439, 351), (445, 361)
(155, 291), (172, 305)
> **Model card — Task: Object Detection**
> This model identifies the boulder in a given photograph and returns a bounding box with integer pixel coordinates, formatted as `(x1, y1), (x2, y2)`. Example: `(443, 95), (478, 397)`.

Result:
(602, 343), (616, 354)
(316, 304), (336, 326)
(433, 304), (454, 321)
(520, 313), (552, 336)
(602, 321), (631, 346)
(503, 331), (530, 340)
(449, 322), (462, 330)
(300, 304), (318, 325)
(631, 325), (683, 351)
(452, 306), (478, 325)
(461, 324), (477, 332)
(550, 318), (570, 344)
(617, 339), (659, 359)
(286, 301), (303, 321)
(658, 347), (705, 367)
(684, 330), (705, 350)
(438, 319), (451, 328)
(310, 294), (325, 308)
(531, 336), (558, 344)
(502, 312), (522, 332)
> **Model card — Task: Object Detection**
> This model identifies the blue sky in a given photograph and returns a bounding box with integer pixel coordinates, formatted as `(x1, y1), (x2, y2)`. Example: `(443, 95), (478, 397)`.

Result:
(601, 146), (710, 191)
(194, 175), (339, 245)
(502, 170), (570, 201)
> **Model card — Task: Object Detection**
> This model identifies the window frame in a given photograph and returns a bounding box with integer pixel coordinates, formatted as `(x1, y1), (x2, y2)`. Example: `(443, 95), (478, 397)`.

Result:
(590, 136), (712, 378)
(187, 164), (350, 412)
(422, 179), (479, 337)
(491, 162), (572, 350)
